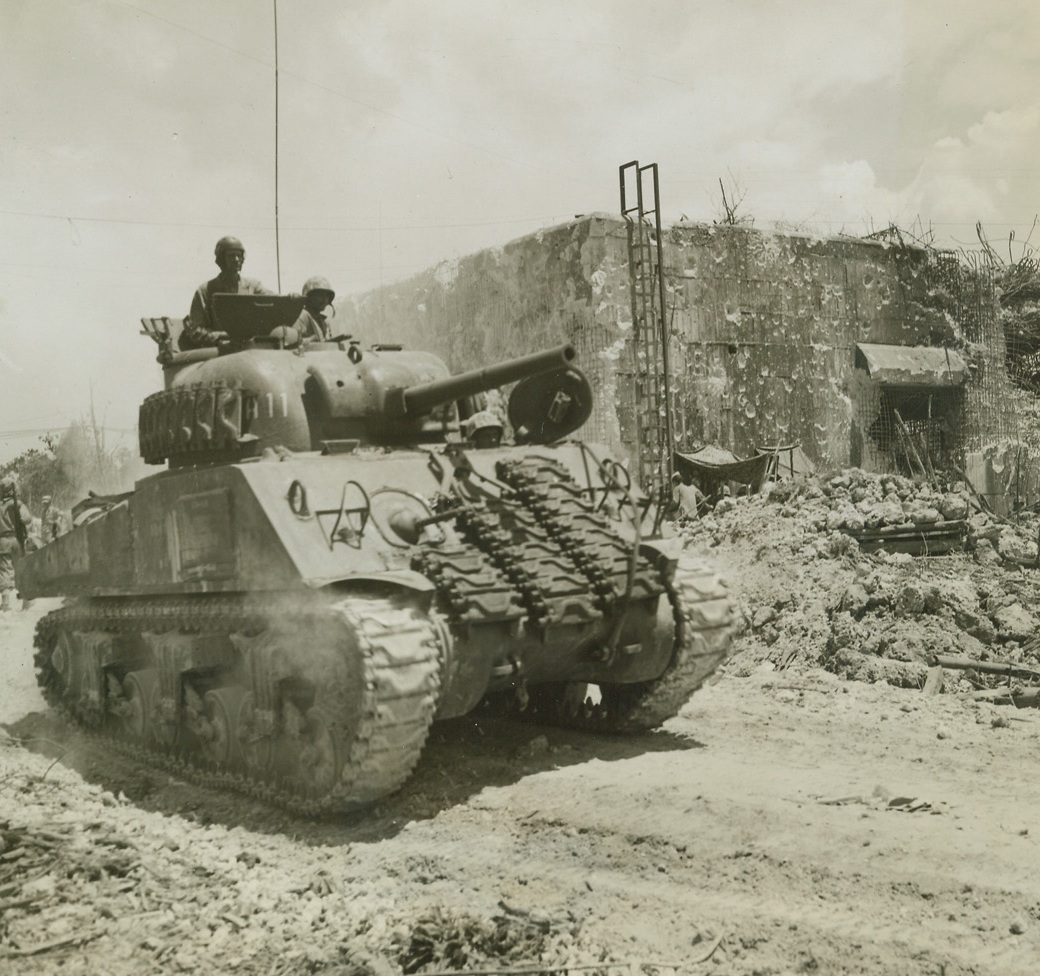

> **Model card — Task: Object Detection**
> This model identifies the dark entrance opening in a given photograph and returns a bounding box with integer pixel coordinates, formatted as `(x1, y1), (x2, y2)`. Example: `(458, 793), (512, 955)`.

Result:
(867, 386), (964, 476)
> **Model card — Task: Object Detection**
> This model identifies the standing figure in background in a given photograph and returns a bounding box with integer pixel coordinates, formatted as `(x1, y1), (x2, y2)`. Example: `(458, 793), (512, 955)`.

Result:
(670, 472), (705, 519)
(0, 477), (31, 611)
(40, 495), (63, 543)
(180, 236), (273, 350)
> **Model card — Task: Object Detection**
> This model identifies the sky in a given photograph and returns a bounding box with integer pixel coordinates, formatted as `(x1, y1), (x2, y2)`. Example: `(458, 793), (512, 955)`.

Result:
(1, 0), (1038, 464)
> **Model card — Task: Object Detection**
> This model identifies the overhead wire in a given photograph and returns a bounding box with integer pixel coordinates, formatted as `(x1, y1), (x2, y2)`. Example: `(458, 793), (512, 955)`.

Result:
(272, 0), (282, 291)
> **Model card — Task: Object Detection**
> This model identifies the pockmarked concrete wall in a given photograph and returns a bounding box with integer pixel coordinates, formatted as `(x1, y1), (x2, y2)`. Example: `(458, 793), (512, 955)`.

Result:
(339, 215), (631, 452)
(340, 215), (979, 473)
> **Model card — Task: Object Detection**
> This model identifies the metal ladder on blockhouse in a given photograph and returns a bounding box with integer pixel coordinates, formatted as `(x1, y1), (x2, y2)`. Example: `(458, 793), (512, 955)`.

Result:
(620, 160), (674, 493)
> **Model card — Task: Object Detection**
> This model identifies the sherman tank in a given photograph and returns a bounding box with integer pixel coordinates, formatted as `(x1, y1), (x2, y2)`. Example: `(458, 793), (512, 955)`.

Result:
(18, 294), (733, 814)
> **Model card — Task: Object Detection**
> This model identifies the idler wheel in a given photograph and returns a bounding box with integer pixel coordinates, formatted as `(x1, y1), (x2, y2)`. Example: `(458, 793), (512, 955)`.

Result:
(199, 686), (246, 767)
(121, 669), (158, 741)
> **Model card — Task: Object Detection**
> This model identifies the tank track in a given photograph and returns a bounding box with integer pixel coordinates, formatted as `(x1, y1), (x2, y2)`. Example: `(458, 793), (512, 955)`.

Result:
(521, 556), (733, 733)
(33, 593), (440, 816)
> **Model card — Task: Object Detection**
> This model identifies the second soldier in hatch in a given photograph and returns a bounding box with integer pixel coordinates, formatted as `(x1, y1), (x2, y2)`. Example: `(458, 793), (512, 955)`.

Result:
(180, 236), (274, 350)
(289, 276), (336, 342)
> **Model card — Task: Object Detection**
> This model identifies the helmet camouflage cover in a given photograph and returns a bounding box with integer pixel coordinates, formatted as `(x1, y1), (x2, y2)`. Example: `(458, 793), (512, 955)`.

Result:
(302, 276), (335, 302)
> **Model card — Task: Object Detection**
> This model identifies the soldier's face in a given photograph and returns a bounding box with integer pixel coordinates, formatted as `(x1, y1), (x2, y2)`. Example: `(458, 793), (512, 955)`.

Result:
(221, 250), (245, 273)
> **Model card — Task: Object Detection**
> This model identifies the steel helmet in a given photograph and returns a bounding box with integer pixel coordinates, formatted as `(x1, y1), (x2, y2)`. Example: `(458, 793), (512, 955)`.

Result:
(0, 476), (15, 497)
(214, 236), (245, 261)
(302, 276), (335, 302)
(464, 410), (504, 437)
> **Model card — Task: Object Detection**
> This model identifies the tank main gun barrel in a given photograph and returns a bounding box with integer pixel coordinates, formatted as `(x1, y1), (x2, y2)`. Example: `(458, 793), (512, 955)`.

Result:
(388, 343), (576, 417)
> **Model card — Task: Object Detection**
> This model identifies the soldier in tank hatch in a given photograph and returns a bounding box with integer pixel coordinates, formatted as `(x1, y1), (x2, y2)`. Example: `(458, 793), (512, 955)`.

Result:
(267, 277), (338, 348)
(180, 236), (274, 350)
(289, 276), (336, 342)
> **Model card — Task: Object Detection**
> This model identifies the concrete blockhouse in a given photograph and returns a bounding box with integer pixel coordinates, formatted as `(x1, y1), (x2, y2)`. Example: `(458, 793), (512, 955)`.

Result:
(341, 215), (1014, 494)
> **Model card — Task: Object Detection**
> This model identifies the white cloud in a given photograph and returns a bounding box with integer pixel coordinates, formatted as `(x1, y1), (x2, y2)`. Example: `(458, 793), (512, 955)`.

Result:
(895, 105), (1040, 242)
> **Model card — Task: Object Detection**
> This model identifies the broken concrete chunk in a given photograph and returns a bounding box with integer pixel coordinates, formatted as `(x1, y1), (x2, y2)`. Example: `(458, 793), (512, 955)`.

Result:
(974, 541), (1003, 567)
(751, 607), (777, 629)
(895, 582), (942, 616)
(939, 493), (969, 520)
(839, 583), (870, 615)
(992, 603), (1040, 641)
(997, 531), (1038, 566)
(906, 505), (942, 526)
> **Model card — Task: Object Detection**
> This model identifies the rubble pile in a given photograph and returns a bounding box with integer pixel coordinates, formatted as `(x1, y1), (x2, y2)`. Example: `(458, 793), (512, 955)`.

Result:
(681, 469), (1040, 686)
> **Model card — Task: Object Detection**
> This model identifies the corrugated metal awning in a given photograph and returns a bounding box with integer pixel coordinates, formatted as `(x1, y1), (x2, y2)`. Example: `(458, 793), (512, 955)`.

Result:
(854, 343), (968, 387)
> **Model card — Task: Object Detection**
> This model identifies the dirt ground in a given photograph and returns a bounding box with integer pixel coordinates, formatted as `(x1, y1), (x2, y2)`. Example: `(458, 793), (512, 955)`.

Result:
(4, 477), (1040, 975)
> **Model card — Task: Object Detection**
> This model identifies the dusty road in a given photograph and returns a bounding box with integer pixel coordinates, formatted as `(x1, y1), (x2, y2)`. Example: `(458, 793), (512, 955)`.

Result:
(3, 597), (1040, 975)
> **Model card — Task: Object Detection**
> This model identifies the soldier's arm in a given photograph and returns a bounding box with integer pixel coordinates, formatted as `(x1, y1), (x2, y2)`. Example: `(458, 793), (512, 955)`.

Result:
(180, 286), (225, 349)
(188, 284), (211, 328)
(249, 279), (276, 297)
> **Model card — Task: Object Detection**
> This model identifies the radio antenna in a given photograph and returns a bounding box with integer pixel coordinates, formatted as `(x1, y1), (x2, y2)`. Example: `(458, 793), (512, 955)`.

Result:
(273, 0), (282, 291)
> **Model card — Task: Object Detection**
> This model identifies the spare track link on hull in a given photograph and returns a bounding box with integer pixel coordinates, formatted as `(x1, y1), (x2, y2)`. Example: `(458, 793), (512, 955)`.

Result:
(440, 453), (667, 636)
(495, 456), (666, 608)
(411, 546), (525, 631)
(521, 556), (734, 733)
(32, 594), (441, 816)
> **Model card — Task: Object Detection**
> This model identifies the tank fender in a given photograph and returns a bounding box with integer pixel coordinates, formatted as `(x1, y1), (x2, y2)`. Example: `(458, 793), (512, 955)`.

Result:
(638, 537), (682, 579)
(311, 568), (435, 597)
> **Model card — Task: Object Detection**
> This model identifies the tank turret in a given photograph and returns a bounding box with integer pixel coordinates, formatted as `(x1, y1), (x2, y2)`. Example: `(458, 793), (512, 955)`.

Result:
(20, 292), (734, 816)
(138, 297), (577, 466)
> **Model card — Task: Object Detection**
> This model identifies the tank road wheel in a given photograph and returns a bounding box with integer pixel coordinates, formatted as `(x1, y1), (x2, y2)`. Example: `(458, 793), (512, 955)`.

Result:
(148, 678), (179, 748)
(121, 670), (158, 741)
(199, 687), (246, 767)
(236, 691), (273, 776)
(39, 626), (80, 708)
(295, 706), (341, 796)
